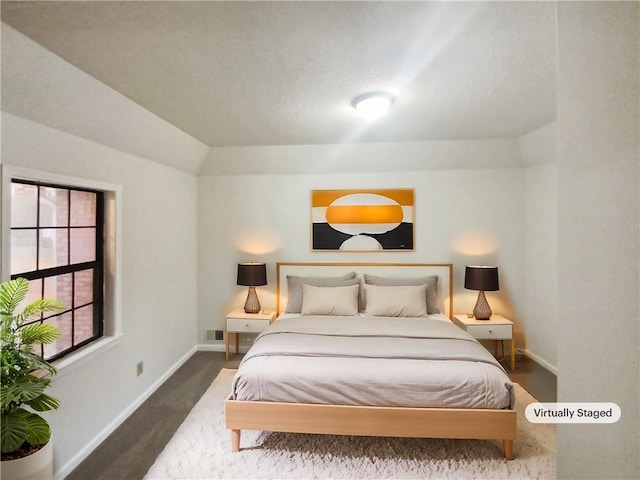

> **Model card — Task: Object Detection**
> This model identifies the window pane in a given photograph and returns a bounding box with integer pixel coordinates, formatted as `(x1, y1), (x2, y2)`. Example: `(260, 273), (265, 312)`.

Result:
(70, 228), (96, 263)
(11, 180), (104, 363)
(11, 183), (38, 228)
(44, 313), (72, 359)
(39, 229), (68, 269)
(44, 274), (72, 314)
(11, 230), (37, 274)
(39, 187), (69, 227)
(74, 269), (94, 307)
(70, 191), (97, 227)
(74, 305), (95, 344)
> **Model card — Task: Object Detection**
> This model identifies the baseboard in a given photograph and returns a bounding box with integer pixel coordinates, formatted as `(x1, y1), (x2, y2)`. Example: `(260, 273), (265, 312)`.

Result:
(55, 346), (198, 480)
(519, 348), (558, 376)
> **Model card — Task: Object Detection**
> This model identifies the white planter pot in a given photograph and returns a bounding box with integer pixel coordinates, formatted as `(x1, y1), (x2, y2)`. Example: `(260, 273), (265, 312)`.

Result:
(0, 440), (53, 480)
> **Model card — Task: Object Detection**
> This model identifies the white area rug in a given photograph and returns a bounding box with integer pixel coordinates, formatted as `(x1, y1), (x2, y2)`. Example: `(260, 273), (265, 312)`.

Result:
(145, 369), (555, 479)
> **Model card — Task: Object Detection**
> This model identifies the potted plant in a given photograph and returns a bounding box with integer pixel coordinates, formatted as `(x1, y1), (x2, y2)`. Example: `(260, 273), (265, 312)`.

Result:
(1, 277), (64, 480)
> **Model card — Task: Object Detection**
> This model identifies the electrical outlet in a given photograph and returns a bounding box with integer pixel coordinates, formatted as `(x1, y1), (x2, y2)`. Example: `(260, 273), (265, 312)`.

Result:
(241, 335), (253, 345)
(136, 361), (144, 376)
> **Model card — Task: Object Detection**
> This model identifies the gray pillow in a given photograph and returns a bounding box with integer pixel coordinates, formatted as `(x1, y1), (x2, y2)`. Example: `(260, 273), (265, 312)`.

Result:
(285, 272), (358, 313)
(363, 274), (440, 314)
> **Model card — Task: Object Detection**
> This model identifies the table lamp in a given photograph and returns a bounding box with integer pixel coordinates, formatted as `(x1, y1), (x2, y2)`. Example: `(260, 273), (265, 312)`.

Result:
(464, 266), (499, 320)
(237, 263), (267, 313)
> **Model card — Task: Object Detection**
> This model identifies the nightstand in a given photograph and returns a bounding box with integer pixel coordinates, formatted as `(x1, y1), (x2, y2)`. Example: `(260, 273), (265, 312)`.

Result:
(452, 314), (516, 371)
(225, 309), (276, 362)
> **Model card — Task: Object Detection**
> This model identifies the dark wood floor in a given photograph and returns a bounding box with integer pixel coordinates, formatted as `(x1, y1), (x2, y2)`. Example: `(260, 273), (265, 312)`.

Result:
(504, 353), (557, 402)
(66, 351), (555, 480)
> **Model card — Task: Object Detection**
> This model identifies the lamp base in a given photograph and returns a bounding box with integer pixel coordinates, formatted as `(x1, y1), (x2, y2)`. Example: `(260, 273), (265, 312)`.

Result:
(243, 286), (261, 314)
(473, 290), (492, 320)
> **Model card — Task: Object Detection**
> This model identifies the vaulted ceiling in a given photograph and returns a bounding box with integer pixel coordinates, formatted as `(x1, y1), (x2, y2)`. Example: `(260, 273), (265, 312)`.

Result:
(1, 1), (556, 148)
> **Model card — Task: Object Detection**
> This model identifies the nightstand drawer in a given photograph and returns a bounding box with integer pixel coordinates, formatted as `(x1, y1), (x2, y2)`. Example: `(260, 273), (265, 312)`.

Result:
(466, 324), (512, 339)
(227, 317), (270, 333)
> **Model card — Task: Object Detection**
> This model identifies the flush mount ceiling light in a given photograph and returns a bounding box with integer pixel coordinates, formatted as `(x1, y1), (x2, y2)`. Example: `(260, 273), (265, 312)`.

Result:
(351, 91), (395, 121)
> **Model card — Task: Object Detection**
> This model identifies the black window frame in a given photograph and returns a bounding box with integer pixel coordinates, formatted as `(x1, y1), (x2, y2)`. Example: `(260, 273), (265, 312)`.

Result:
(10, 178), (105, 362)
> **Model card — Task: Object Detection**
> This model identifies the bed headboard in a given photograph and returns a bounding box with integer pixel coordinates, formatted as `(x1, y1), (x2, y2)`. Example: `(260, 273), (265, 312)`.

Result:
(276, 262), (453, 319)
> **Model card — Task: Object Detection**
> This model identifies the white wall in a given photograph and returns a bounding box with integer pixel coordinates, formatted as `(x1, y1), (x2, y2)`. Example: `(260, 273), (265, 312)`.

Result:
(197, 146), (526, 348)
(1, 112), (199, 478)
(1, 27), (204, 478)
(0, 27), (204, 477)
(557, 2), (639, 478)
(520, 123), (558, 371)
(200, 139), (523, 175)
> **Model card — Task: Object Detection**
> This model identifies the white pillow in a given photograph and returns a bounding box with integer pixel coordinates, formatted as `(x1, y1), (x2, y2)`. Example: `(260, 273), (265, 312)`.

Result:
(363, 284), (428, 317)
(301, 283), (359, 316)
(364, 274), (440, 314)
(284, 272), (358, 313)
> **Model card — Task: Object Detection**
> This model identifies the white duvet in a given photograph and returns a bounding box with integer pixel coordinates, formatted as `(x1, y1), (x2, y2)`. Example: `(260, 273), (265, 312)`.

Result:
(232, 315), (514, 410)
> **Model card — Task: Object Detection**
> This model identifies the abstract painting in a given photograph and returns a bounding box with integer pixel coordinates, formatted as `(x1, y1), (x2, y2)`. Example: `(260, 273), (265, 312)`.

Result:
(311, 189), (414, 251)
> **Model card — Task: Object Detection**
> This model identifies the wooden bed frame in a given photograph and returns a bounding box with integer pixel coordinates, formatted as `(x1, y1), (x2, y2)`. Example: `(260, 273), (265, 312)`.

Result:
(225, 262), (516, 459)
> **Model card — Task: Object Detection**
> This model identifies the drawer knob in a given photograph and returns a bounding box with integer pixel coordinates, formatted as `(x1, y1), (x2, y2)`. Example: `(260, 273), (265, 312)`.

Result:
(246, 323), (249, 328)
(489, 330), (492, 333)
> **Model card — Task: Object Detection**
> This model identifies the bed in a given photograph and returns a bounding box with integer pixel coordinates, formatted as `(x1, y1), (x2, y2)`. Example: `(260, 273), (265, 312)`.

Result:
(225, 262), (516, 459)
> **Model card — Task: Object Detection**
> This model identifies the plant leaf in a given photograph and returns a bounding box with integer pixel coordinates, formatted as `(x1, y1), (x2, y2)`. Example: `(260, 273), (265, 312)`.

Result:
(18, 322), (61, 345)
(23, 412), (50, 446)
(15, 299), (65, 325)
(26, 393), (60, 412)
(15, 351), (57, 377)
(5, 376), (47, 404)
(0, 278), (29, 318)
(0, 385), (10, 411)
(1, 411), (28, 453)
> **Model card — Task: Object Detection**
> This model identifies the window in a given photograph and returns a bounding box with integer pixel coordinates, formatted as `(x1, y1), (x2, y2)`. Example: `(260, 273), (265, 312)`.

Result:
(10, 179), (104, 362)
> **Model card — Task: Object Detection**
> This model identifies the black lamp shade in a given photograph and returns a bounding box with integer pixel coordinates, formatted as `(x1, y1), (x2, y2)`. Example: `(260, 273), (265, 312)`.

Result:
(464, 266), (499, 291)
(237, 263), (267, 287)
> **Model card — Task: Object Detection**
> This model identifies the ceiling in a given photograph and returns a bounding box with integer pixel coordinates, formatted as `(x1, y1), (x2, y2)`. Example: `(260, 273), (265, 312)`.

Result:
(1, 1), (557, 148)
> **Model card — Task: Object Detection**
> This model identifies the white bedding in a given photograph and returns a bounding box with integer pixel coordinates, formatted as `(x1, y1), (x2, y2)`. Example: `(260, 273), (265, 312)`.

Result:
(232, 315), (514, 410)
